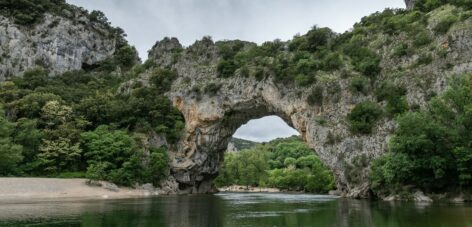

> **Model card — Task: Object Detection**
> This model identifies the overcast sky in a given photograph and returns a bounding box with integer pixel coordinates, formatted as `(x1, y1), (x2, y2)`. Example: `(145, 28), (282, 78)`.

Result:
(233, 116), (299, 142)
(67, 0), (405, 142)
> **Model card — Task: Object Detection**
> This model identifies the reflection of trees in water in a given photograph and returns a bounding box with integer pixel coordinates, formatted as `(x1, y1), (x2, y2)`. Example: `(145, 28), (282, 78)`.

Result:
(0, 196), (225, 226)
(336, 199), (374, 227)
(334, 199), (472, 227)
(2, 196), (472, 226)
(160, 195), (225, 227)
(80, 196), (225, 226)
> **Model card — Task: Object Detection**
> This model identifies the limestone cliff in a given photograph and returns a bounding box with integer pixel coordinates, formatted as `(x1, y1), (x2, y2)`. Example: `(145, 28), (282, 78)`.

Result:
(0, 5), (125, 81)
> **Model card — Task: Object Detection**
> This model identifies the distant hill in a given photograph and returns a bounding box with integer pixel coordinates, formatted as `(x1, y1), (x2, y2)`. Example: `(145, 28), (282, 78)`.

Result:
(227, 135), (303, 152)
(263, 135), (303, 146)
(227, 137), (259, 152)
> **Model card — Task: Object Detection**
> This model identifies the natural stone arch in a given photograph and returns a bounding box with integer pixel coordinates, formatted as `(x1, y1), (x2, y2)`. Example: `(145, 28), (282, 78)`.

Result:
(170, 80), (310, 194)
(142, 37), (392, 198)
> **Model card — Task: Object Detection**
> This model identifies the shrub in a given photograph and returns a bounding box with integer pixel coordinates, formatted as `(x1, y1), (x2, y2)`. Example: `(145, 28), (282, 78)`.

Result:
(295, 74), (315, 87)
(413, 31), (432, 47)
(434, 15), (458, 35)
(142, 148), (169, 185)
(350, 76), (369, 95)
(370, 152), (414, 195)
(322, 53), (343, 71)
(217, 59), (237, 78)
(114, 46), (138, 69)
(413, 0), (447, 12)
(307, 86), (324, 106)
(375, 82), (408, 116)
(89, 10), (108, 24)
(0, 107), (23, 175)
(392, 43), (411, 57)
(217, 41), (246, 60)
(416, 53), (433, 65)
(293, 26), (334, 52)
(375, 82), (406, 101)
(149, 68), (177, 93)
(343, 44), (381, 78)
(348, 101), (383, 134)
(204, 83), (222, 96)
(17, 68), (49, 89)
(9, 92), (63, 120)
(356, 56), (381, 78)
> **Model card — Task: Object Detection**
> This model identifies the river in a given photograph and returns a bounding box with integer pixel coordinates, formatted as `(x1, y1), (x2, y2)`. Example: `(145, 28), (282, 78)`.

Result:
(0, 193), (471, 226)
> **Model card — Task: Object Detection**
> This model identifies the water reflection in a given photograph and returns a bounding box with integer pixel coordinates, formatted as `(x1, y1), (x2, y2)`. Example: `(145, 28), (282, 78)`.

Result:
(0, 193), (471, 227)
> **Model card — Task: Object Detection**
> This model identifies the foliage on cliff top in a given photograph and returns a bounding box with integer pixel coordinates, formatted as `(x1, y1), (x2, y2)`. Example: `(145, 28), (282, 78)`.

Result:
(212, 2), (469, 93)
(0, 0), (68, 25)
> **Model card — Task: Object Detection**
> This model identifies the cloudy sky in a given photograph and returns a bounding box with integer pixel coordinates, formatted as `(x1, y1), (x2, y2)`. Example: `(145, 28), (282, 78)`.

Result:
(67, 0), (405, 142)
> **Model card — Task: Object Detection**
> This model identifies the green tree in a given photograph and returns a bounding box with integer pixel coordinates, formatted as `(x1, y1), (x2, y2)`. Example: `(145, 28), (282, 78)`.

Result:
(9, 92), (62, 120)
(370, 74), (472, 195)
(81, 125), (136, 168)
(13, 118), (43, 165)
(348, 101), (383, 134)
(35, 138), (82, 174)
(0, 107), (23, 175)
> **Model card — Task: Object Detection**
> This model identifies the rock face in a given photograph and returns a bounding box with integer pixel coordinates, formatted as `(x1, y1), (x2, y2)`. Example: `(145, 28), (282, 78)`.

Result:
(0, 10), (118, 81)
(405, 0), (416, 10)
(143, 16), (472, 197)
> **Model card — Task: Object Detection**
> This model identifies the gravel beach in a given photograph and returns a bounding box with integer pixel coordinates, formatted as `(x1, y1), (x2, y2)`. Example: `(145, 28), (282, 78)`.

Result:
(0, 178), (155, 202)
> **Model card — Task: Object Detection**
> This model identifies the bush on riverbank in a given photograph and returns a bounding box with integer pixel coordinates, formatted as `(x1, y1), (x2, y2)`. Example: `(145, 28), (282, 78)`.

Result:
(371, 74), (472, 196)
(0, 61), (180, 187)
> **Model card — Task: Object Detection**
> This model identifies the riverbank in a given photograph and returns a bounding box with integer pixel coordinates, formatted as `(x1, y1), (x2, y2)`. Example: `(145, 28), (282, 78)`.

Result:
(0, 178), (158, 202)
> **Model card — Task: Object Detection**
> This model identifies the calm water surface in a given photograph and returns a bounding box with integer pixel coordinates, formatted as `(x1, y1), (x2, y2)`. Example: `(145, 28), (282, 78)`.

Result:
(0, 193), (471, 227)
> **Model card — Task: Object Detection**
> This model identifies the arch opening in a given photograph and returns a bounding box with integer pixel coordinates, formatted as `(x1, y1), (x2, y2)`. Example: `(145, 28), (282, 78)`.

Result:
(232, 115), (299, 143)
(214, 115), (336, 193)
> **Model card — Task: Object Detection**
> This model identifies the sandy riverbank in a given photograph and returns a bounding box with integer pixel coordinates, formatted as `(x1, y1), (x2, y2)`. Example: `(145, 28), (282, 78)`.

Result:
(0, 178), (157, 202)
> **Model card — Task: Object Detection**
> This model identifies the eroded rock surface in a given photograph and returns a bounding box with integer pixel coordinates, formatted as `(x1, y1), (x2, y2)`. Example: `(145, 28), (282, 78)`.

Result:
(0, 10), (118, 81)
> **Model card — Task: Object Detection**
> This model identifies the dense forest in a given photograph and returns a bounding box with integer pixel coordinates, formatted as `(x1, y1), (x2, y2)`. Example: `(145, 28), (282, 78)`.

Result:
(0, 65), (184, 186)
(216, 136), (335, 193)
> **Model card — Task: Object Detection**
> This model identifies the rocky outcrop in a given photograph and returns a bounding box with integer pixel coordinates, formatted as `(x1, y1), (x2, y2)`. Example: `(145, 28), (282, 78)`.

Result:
(226, 141), (238, 152)
(139, 11), (472, 197)
(405, 0), (416, 10)
(0, 9), (118, 81)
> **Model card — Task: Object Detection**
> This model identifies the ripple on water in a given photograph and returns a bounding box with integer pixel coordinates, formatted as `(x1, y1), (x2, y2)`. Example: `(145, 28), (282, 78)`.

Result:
(216, 192), (338, 204)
